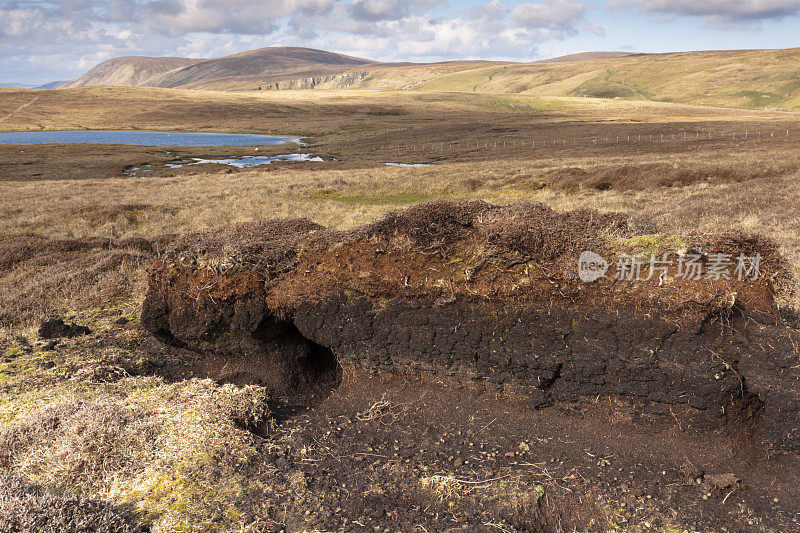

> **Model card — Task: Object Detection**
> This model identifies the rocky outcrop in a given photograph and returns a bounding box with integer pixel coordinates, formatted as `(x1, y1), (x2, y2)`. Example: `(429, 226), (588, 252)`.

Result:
(258, 71), (369, 91)
(141, 201), (800, 453)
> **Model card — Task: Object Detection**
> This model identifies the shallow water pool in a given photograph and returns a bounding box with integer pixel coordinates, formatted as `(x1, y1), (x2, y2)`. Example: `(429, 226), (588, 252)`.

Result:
(188, 154), (323, 168)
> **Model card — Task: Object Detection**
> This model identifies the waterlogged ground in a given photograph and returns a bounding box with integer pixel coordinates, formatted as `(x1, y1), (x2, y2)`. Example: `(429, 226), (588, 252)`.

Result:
(184, 153), (324, 168)
(127, 154), (325, 177)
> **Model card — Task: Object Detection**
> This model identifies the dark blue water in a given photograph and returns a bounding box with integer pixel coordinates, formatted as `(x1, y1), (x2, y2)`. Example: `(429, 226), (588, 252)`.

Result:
(0, 130), (299, 146)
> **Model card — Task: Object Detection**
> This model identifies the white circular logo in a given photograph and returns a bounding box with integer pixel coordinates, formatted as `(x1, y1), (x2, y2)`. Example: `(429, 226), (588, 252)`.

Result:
(578, 251), (608, 283)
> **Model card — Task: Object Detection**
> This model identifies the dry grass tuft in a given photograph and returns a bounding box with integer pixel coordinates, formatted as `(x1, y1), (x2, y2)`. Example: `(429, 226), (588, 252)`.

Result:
(0, 369), (272, 531)
(66, 204), (155, 227)
(0, 234), (171, 328)
(0, 474), (143, 532)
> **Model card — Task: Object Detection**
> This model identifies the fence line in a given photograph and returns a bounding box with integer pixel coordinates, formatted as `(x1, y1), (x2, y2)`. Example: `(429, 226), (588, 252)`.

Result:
(314, 127), (796, 154)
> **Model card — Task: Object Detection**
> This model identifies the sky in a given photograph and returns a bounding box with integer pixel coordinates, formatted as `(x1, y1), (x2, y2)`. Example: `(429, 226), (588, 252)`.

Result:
(1, 0), (800, 85)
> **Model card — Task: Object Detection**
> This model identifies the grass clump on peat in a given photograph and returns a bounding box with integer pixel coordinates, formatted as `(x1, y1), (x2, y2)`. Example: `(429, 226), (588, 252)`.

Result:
(0, 339), (273, 531)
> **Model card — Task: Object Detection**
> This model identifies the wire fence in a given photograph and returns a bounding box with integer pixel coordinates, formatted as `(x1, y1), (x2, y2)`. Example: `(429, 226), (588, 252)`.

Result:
(313, 126), (796, 154)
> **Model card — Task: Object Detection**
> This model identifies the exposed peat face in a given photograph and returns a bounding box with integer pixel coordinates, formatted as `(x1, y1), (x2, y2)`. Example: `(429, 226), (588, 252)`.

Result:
(141, 201), (800, 454)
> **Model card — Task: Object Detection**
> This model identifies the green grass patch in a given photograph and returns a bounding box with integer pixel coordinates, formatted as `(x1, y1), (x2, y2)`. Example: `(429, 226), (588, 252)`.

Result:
(729, 90), (786, 109)
(567, 72), (650, 100)
(611, 234), (687, 257)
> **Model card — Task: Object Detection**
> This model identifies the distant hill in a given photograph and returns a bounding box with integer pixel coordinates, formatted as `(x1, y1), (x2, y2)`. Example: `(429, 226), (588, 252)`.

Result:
(160, 47), (377, 90)
(37, 80), (70, 90)
(0, 83), (35, 88)
(359, 48), (800, 109)
(62, 46), (800, 109)
(536, 51), (634, 63)
(63, 47), (376, 90)
(1, 81), (72, 89)
(62, 56), (205, 88)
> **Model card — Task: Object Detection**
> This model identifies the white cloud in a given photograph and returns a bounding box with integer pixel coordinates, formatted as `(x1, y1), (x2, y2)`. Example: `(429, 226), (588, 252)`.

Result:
(0, 0), (602, 83)
(584, 21), (606, 35)
(511, 0), (586, 29)
(613, 0), (800, 23)
(349, 0), (408, 21)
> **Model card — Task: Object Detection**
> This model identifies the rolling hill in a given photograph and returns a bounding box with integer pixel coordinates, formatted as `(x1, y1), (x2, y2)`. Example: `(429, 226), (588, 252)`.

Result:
(63, 46), (800, 110)
(62, 56), (205, 88)
(63, 47), (377, 90)
(0, 83), (35, 89)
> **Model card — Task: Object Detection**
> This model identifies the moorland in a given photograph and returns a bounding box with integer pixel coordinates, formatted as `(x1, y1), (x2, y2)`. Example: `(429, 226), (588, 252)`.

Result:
(1, 47), (800, 532)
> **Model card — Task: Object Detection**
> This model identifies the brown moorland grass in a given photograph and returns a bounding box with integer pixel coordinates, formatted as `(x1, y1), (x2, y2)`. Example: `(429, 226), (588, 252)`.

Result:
(1, 86), (793, 134)
(4, 143), (800, 329)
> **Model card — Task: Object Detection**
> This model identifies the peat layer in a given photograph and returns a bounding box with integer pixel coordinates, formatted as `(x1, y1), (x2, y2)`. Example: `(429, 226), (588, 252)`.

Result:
(141, 201), (800, 453)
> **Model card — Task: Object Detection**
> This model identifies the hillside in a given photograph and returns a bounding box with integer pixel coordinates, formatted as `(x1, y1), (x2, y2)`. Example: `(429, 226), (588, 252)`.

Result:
(166, 47), (377, 89)
(355, 48), (799, 109)
(348, 48), (800, 109)
(62, 56), (204, 88)
(36, 81), (70, 90)
(64, 46), (800, 110)
(536, 51), (633, 63)
(63, 47), (377, 90)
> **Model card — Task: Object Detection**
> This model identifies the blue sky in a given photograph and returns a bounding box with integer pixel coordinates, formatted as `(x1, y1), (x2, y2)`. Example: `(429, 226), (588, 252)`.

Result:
(2, 0), (800, 85)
